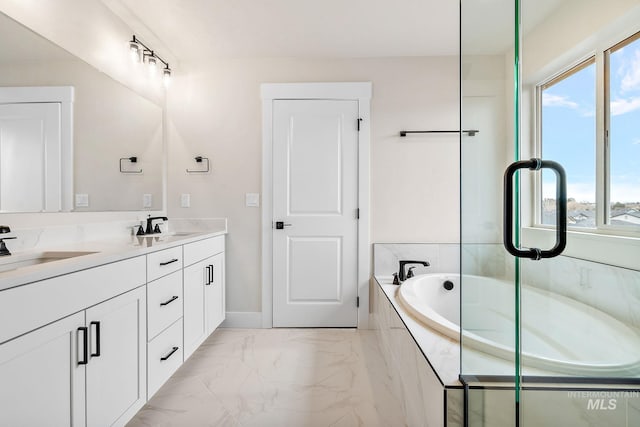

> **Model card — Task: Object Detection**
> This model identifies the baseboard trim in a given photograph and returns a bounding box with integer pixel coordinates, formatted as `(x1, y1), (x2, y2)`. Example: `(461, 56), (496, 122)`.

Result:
(220, 311), (264, 328)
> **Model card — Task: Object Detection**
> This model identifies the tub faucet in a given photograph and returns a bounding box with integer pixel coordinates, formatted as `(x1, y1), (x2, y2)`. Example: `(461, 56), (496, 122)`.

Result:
(145, 216), (168, 235)
(398, 260), (430, 282)
(0, 225), (16, 256)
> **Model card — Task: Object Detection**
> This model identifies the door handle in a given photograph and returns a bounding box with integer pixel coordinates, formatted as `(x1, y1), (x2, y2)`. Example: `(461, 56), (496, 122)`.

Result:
(90, 321), (101, 357)
(274, 221), (292, 230)
(503, 158), (567, 260)
(78, 326), (88, 365)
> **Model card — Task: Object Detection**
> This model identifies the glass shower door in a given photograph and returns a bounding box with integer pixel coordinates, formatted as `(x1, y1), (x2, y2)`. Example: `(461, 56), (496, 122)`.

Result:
(462, 0), (640, 425)
(513, 0), (640, 425)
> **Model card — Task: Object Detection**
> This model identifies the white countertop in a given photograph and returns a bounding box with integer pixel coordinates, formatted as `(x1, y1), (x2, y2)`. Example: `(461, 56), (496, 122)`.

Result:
(0, 226), (226, 292)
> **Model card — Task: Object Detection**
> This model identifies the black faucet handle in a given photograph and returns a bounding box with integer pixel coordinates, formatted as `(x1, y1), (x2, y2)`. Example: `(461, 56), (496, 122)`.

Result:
(136, 225), (145, 236)
(392, 272), (400, 285)
(406, 267), (416, 279)
(0, 225), (10, 234)
(154, 223), (162, 233)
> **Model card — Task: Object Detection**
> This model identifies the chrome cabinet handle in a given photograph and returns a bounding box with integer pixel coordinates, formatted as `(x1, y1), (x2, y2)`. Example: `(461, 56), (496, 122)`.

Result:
(160, 295), (179, 306)
(503, 158), (567, 260)
(160, 346), (179, 361)
(160, 258), (179, 266)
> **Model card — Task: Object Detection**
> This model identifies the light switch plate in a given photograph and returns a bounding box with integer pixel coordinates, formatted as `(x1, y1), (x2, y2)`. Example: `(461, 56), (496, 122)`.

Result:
(246, 193), (260, 207)
(181, 193), (191, 208)
(143, 194), (153, 208)
(75, 193), (89, 207)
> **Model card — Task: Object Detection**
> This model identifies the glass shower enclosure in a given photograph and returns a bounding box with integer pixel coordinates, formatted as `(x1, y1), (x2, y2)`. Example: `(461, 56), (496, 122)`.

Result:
(461, 0), (640, 425)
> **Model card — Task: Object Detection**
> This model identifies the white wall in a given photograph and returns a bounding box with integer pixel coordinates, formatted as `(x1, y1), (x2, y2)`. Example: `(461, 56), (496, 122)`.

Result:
(166, 57), (459, 313)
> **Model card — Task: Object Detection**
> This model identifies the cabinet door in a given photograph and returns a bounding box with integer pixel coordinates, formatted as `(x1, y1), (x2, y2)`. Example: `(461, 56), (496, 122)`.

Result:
(85, 287), (147, 427)
(206, 252), (225, 333)
(0, 312), (86, 427)
(183, 258), (208, 360)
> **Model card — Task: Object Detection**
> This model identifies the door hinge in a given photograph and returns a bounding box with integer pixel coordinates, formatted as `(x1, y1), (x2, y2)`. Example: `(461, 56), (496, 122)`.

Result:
(356, 208), (360, 219)
(356, 296), (360, 307)
(357, 118), (363, 131)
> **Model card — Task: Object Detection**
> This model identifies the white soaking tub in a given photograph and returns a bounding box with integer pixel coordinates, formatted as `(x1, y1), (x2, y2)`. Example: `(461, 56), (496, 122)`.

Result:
(397, 273), (640, 376)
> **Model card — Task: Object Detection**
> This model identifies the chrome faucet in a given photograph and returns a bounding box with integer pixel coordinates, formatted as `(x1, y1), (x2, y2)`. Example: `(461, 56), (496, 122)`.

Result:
(0, 225), (16, 256)
(397, 260), (430, 282)
(145, 216), (168, 235)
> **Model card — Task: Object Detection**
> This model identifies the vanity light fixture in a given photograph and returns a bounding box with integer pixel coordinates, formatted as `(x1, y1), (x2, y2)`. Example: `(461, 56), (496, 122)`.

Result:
(119, 156), (143, 174)
(128, 35), (171, 87)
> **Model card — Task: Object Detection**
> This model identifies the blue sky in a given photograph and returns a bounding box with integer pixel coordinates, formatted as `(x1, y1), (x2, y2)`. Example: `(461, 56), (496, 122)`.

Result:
(541, 37), (640, 204)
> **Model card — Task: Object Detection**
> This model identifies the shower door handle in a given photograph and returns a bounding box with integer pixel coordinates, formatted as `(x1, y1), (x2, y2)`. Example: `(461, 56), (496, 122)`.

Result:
(503, 158), (567, 260)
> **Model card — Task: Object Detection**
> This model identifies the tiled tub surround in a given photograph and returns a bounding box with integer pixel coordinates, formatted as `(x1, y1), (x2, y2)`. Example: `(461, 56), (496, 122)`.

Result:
(461, 243), (640, 330)
(374, 243), (640, 426)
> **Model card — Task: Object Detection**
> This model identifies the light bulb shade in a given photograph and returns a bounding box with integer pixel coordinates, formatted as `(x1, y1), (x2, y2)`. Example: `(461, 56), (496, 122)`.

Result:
(129, 41), (141, 62)
(146, 54), (158, 73)
(163, 68), (171, 87)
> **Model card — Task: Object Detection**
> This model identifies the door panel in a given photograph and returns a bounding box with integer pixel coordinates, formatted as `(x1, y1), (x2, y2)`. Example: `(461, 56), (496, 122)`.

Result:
(85, 287), (146, 427)
(0, 312), (85, 427)
(273, 100), (358, 327)
(0, 102), (61, 212)
(183, 258), (208, 359)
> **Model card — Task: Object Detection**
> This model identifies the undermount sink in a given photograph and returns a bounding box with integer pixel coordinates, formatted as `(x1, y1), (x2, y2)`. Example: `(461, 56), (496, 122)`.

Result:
(0, 251), (98, 274)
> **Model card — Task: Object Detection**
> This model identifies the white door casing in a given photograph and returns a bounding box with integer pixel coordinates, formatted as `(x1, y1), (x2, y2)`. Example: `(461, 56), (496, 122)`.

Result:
(272, 100), (359, 327)
(261, 82), (372, 329)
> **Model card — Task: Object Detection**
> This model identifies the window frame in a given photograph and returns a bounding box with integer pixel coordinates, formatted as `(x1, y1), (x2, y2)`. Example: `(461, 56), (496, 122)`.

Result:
(533, 30), (640, 239)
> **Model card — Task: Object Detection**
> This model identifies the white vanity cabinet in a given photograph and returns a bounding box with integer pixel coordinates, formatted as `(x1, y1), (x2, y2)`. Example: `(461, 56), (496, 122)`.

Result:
(183, 236), (225, 360)
(0, 286), (147, 427)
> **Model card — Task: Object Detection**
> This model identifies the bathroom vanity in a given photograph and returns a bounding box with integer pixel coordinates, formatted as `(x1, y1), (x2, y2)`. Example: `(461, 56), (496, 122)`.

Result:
(0, 228), (226, 427)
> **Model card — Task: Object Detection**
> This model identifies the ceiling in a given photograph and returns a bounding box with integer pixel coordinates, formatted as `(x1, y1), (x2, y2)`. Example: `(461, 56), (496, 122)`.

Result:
(102, 0), (460, 63)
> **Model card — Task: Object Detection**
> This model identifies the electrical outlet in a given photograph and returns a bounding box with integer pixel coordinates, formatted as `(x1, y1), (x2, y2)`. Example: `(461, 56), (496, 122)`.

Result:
(181, 193), (191, 208)
(75, 193), (89, 207)
(246, 193), (260, 207)
(143, 194), (153, 208)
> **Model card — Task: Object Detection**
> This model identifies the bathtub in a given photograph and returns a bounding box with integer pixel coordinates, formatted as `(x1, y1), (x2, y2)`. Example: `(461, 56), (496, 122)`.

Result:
(397, 273), (640, 376)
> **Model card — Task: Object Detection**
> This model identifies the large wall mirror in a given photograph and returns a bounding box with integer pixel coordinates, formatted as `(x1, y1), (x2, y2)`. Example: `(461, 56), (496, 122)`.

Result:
(0, 11), (163, 213)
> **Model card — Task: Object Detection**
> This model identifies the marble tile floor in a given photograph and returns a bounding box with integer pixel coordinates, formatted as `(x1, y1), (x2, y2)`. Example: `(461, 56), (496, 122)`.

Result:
(127, 328), (407, 427)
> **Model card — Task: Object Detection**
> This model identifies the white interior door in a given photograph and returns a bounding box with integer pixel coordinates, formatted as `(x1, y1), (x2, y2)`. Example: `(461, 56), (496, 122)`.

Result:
(272, 99), (359, 327)
(0, 102), (61, 212)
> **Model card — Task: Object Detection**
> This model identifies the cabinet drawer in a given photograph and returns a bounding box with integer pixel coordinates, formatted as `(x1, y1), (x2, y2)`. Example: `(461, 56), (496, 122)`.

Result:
(147, 270), (183, 340)
(183, 236), (224, 267)
(147, 246), (183, 282)
(148, 318), (183, 398)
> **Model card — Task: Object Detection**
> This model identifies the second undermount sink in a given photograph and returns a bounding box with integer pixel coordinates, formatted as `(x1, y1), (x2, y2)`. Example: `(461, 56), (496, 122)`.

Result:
(0, 251), (98, 274)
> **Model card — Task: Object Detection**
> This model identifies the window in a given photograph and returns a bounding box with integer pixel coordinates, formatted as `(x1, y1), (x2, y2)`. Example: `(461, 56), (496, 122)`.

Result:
(607, 33), (640, 229)
(540, 58), (596, 228)
(537, 30), (640, 234)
